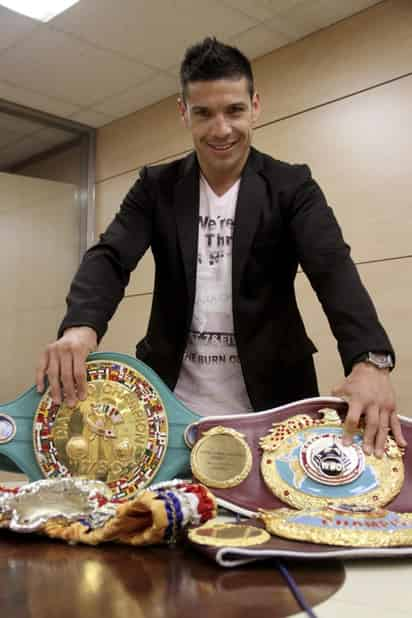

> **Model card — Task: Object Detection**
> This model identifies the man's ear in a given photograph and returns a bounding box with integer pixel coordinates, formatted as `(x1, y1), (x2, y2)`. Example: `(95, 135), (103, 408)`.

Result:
(177, 96), (189, 128)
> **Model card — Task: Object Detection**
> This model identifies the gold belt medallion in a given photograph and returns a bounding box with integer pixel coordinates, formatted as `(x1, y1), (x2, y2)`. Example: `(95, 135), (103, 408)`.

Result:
(260, 504), (412, 547)
(191, 426), (252, 488)
(188, 520), (270, 548)
(260, 409), (404, 510)
(33, 360), (168, 501)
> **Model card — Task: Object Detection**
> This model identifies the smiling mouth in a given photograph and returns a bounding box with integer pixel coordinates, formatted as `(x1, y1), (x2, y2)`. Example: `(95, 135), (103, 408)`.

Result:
(207, 142), (237, 151)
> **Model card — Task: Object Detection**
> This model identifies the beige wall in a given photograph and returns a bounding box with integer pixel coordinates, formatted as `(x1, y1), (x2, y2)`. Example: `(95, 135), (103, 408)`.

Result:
(0, 173), (79, 402)
(95, 0), (412, 415)
(0, 166), (81, 483)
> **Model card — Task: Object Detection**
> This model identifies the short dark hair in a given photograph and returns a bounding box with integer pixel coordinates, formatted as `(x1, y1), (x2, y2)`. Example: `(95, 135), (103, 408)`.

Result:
(180, 37), (254, 101)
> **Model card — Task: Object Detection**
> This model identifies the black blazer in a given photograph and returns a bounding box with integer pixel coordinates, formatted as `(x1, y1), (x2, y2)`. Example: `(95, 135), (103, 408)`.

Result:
(59, 148), (394, 409)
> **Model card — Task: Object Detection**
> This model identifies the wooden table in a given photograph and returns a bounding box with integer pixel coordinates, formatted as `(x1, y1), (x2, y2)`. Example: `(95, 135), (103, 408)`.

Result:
(0, 532), (344, 618)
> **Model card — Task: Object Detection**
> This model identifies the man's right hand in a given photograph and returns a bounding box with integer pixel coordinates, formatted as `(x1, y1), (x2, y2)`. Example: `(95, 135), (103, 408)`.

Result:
(35, 326), (98, 407)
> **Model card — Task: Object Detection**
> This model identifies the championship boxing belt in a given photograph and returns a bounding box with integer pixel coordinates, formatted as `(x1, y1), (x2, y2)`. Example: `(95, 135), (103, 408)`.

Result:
(185, 400), (412, 516)
(2, 351), (411, 516)
(0, 352), (200, 501)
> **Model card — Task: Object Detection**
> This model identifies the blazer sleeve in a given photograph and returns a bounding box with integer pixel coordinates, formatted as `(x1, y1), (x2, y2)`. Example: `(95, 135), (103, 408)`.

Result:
(58, 166), (155, 342)
(282, 164), (394, 375)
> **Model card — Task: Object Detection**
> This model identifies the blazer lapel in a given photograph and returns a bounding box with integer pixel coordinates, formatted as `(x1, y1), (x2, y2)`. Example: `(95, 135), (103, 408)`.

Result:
(232, 148), (266, 305)
(173, 149), (266, 314)
(174, 153), (200, 316)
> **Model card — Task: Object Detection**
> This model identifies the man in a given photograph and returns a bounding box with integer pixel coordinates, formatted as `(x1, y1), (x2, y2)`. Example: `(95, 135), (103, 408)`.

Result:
(36, 38), (405, 458)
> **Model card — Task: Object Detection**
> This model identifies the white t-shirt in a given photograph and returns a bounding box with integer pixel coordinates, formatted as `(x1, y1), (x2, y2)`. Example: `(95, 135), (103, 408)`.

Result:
(174, 175), (253, 416)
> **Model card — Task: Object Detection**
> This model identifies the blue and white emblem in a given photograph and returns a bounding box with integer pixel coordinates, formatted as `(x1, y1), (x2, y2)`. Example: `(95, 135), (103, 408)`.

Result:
(300, 433), (365, 486)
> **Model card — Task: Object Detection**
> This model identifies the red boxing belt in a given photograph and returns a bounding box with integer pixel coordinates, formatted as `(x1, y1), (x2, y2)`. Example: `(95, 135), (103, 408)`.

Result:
(185, 398), (412, 516)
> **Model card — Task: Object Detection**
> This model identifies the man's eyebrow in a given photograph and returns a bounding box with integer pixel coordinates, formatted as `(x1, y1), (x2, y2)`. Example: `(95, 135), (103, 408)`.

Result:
(191, 105), (209, 112)
(190, 102), (248, 112)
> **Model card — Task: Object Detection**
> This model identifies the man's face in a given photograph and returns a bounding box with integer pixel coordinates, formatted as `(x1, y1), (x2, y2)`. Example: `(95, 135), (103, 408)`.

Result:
(179, 77), (260, 180)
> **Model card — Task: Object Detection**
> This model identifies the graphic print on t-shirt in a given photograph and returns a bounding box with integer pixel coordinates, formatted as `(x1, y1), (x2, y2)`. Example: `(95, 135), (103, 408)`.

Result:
(197, 211), (234, 267)
(174, 176), (252, 416)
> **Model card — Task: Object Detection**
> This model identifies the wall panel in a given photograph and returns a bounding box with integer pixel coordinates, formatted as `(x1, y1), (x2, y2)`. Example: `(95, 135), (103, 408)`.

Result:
(0, 174), (78, 401)
(96, 96), (191, 182)
(296, 258), (412, 416)
(254, 75), (412, 263)
(98, 294), (153, 356)
(95, 170), (138, 233)
(254, 0), (412, 126)
(4, 305), (66, 401)
(96, 0), (412, 182)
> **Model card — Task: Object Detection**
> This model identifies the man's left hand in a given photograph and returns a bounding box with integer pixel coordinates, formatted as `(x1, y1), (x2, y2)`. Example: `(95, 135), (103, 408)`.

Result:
(332, 363), (407, 458)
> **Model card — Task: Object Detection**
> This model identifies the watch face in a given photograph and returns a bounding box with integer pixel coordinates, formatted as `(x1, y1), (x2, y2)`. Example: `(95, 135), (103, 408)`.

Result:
(368, 353), (393, 369)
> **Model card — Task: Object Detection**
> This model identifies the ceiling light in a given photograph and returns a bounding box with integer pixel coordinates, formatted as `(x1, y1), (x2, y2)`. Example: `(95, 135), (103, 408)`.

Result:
(0, 1), (80, 22)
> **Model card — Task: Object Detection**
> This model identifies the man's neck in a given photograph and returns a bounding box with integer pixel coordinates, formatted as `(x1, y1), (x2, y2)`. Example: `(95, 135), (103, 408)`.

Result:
(202, 174), (239, 196)
(198, 149), (250, 196)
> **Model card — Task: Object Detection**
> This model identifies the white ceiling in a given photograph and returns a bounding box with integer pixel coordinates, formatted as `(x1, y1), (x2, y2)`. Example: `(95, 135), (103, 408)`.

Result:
(0, 0), (382, 168)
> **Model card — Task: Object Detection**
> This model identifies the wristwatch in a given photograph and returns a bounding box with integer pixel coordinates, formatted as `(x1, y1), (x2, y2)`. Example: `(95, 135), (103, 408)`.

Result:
(355, 352), (394, 370)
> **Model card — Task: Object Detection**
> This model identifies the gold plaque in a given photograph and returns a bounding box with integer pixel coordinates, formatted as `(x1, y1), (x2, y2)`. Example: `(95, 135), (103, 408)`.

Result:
(191, 426), (252, 488)
(260, 504), (412, 548)
(260, 409), (404, 510)
(33, 360), (168, 501)
(188, 520), (270, 548)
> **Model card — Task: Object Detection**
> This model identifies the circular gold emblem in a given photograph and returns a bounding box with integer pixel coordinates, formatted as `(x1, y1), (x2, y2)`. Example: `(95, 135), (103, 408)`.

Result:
(260, 409), (404, 510)
(191, 426), (252, 489)
(188, 520), (270, 548)
(33, 360), (168, 501)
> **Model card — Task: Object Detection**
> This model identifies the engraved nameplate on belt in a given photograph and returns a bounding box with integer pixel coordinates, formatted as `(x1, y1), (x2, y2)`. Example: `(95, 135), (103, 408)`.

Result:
(190, 426), (252, 489)
(188, 521), (270, 548)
